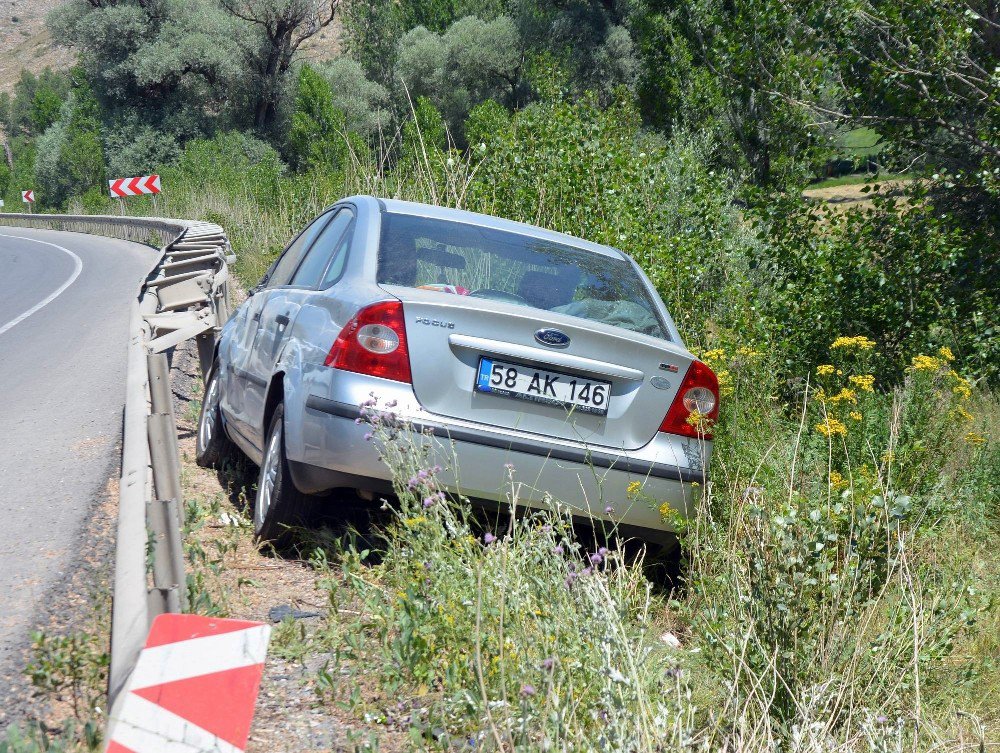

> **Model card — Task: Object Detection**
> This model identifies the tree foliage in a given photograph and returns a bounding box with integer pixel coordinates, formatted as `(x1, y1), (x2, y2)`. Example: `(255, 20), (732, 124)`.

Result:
(288, 65), (347, 171)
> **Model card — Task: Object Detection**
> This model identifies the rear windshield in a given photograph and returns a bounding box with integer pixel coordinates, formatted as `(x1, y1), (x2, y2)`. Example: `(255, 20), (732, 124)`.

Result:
(377, 213), (667, 339)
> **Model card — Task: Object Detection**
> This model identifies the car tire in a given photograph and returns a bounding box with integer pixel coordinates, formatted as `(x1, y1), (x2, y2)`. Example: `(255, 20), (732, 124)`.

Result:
(254, 403), (313, 548)
(195, 365), (234, 468)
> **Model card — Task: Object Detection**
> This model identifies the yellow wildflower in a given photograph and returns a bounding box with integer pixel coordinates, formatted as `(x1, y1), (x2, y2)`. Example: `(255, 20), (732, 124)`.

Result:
(948, 371), (972, 399)
(717, 369), (734, 397)
(911, 354), (942, 372)
(831, 335), (876, 351)
(881, 450), (895, 464)
(817, 364), (835, 377)
(626, 481), (642, 496)
(815, 418), (848, 437)
(849, 411), (863, 421)
(829, 471), (849, 491)
(829, 388), (858, 404)
(849, 374), (875, 392)
(659, 501), (674, 519)
(938, 346), (955, 361)
(965, 432), (986, 445)
(951, 406), (975, 422)
(736, 346), (762, 359)
(701, 349), (727, 364)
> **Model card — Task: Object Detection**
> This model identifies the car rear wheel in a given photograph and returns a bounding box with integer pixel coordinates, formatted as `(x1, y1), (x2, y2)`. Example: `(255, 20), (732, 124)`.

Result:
(254, 403), (313, 548)
(195, 365), (233, 468)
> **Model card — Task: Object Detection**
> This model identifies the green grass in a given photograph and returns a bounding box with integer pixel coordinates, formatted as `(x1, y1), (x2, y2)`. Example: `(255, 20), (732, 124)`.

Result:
(807, 171), (912, 190)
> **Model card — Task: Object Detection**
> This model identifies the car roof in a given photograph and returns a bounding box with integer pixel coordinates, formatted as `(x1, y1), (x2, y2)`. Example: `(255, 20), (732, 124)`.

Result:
(346, 195), (628, 261)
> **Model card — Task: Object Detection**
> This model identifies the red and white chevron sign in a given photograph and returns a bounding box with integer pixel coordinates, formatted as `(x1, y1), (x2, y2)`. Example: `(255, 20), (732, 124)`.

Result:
(109, 175), (161, 198)
(105, 614), (271, 753)
(21, 190), (34, 203)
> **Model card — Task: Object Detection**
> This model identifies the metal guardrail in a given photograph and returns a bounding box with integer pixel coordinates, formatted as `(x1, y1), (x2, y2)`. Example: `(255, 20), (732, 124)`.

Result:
(0, 213), (233, 719)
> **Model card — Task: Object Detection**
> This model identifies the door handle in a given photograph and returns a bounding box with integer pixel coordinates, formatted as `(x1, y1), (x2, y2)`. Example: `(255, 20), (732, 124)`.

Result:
(251, 311), (262, 322)
(275, 314), (290, 327)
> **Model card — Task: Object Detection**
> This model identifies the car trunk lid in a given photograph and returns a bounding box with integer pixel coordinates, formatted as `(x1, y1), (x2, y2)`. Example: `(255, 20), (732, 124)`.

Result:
(384, 285), (692, 450)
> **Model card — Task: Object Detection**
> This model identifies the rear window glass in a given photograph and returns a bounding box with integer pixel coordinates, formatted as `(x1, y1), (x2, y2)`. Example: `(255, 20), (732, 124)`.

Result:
(377, 213), (667, 339)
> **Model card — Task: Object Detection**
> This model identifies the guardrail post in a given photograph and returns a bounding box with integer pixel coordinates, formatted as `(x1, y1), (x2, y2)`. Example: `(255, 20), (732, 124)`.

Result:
(146, 353), (184, 527)
(196, 332), (215, 379)
(147, 414), (189, 612)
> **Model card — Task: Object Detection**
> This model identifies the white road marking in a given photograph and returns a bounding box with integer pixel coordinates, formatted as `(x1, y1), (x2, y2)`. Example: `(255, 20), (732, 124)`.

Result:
(0, 233), (84, 337)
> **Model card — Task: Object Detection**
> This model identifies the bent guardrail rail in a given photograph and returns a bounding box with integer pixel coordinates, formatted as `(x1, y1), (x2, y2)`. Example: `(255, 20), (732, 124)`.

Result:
(0, 213), (233, 724)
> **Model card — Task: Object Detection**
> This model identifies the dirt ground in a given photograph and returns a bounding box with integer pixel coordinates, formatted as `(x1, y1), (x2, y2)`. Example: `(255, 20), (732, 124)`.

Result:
(0, 1), (75, 93)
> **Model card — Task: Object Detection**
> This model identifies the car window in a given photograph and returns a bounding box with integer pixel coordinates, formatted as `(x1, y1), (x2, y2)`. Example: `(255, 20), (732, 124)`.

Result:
(377, 212), (667, 339)
(267, 210), (334, 288)
(291, 208), (355, 288)
(318, 216), (355, 288)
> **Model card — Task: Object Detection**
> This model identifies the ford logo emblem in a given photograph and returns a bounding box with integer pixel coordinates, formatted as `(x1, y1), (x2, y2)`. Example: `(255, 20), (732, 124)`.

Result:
(535, 328), (571, 348)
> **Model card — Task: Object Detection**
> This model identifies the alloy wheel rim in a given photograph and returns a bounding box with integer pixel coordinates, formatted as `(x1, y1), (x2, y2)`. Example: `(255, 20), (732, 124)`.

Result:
(257, 429), (281, 529)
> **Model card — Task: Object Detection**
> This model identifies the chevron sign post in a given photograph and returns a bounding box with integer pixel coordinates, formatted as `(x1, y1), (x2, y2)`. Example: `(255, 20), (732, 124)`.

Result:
(105, 614), (271, 753)
(109, 175), (161, 198)
(21, 190), (34, 203)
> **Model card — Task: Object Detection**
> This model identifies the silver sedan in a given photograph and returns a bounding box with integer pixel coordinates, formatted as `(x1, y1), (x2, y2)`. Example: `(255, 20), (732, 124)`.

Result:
(196, 196), (718, 545)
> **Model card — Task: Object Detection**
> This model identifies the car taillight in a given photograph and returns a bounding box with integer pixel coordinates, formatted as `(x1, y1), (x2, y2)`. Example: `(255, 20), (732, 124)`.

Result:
(325, 301), (412, 383)
(658, 360), (720, 439)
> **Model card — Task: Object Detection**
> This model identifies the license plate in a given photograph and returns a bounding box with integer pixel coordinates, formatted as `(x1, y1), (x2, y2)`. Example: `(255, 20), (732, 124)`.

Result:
(474, 358), (611, 416)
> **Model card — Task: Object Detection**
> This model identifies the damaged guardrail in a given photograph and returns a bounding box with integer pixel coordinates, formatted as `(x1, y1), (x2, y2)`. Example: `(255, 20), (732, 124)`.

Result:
(0, 213), (233, 711)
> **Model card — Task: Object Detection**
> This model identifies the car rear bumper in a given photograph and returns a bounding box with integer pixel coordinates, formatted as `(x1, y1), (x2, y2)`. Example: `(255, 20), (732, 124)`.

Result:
(294, 387), (709, 533)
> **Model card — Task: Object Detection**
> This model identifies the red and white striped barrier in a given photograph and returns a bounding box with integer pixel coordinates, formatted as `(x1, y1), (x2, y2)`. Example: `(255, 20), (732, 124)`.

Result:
(105, 614), (270, 753)
(109, 175), (161, 198)
(21, 190), (34, 203)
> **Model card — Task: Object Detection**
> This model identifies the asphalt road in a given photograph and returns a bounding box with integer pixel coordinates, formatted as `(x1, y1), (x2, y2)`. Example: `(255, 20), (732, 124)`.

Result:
(0, 227), (155, 701)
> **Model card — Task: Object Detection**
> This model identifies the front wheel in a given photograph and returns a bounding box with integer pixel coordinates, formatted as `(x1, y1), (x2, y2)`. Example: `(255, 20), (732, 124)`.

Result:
(195, 365), (233, 468)
(254, 403), (313, 548)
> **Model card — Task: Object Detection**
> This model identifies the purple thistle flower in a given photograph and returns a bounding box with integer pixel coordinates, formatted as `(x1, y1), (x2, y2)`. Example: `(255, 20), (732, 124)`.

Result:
(385, 399), (398, 408)
(418, 469), (430, 479)
(520, 684), (535, 697)
(564, 573), (578, 589)
(483, 532), (496, 545)
(408, 477), (419, 489)
(876, 715), (888, 724)
(581, 566), (593, 576)
(433, 465), (442, 473)
(541, 657), (555, 671)
(589, 552), (603, 565)
(422, 497), (435, 508)
(363, 432), (373, 441)
(542, 524), (552, 533)
(598, 547), (609, 557)
(354, 417), (363, 425)
(437, 491), (446, 501)
(553, 545), (565, 556)
(605, 505), (615, 515)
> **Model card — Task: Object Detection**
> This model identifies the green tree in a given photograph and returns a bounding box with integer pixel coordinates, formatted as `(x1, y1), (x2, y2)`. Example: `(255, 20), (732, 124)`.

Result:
(395, 16), (524, 141)
(316, 57), (391, 138)
(33, 78), (107, 207)
(219, 0), (339, 131)
(0, 69), (70, 137)
(288, 65), (347, 171)
(632, 0), (835, 186)
(48, 0), (242, 138)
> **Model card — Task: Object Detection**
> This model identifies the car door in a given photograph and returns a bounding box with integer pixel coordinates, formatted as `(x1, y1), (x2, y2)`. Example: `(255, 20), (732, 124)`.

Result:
(240, 207), (356, 449)
(225, 209), (336, 445)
